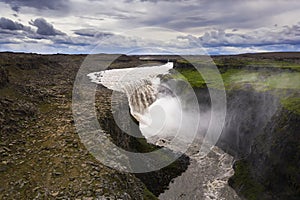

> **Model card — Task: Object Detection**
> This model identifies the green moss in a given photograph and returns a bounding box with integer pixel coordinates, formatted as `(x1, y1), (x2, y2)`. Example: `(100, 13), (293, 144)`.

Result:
(229, 160), (265, 200)
(220, 69), (253, 89)
(172, 68), (206, 88)
(280, 98), (300, 114)
(143, 187), (158, 200)
(172, 68), (250, 89)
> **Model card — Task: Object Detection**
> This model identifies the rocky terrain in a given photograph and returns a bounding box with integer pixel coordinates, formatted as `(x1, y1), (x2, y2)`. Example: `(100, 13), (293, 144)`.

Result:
(0, 53), (158, 199)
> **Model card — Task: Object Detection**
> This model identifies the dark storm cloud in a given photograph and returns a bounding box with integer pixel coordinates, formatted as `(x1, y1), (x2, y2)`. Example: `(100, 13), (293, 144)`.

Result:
(30, 18), (65, 36)
(0, 0), (70, 12)
(0, 17), (30, 31)
(0, 17), (36, 46)
(78, 16), (104, 21)
(74, 29), (96, 37)
(74, 29), (114, 38)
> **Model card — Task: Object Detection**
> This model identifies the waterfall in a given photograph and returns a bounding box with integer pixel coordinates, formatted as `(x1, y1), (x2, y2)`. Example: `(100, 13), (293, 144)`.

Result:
(88, 62), (240, 199)
(88, 62), (173, 128)
(125, 79), (157, 122)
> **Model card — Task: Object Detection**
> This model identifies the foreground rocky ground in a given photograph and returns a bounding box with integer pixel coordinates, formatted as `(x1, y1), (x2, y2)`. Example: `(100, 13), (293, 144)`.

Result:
(0, 53), (159, 199)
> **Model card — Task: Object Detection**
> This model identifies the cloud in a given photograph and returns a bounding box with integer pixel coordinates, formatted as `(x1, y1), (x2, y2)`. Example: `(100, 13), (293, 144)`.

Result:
(0, 0), (300, 54)
(0, 17), (36, 46)
(0, 0), (70, 12)
(177, 24), (300, 48)
(30, 18), (65, 36)
(0, 17), (30, 31)
(114, 0), (300, 33)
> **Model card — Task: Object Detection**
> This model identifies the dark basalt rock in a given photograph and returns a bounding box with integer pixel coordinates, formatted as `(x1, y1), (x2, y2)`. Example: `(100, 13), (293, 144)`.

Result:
(229, 108), (300, 200)
(218, 89), (279, 157)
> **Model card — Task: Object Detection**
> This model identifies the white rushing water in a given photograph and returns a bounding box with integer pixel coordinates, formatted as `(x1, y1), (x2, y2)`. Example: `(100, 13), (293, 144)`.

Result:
(88, 62), (173, 92)
(88, 62), (240, 200)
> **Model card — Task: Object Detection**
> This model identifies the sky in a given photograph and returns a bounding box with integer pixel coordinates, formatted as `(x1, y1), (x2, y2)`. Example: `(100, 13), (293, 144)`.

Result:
(0, 0), (300, 55)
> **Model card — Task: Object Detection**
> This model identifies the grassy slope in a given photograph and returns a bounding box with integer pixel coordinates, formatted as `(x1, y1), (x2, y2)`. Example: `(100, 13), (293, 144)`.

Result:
(172, 57), (300, 114)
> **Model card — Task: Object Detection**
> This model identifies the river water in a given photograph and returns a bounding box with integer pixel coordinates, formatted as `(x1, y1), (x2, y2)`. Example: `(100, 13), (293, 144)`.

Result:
(88, 62), (241, 200)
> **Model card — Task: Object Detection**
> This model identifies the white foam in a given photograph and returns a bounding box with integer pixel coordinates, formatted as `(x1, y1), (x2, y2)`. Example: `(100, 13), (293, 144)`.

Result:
(87, 62), (173, 92)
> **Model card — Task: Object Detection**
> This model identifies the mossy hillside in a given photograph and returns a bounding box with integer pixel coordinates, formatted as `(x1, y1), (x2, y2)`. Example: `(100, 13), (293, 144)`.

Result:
(171, 65), (300, 113)
(173, 67), (300, 89)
